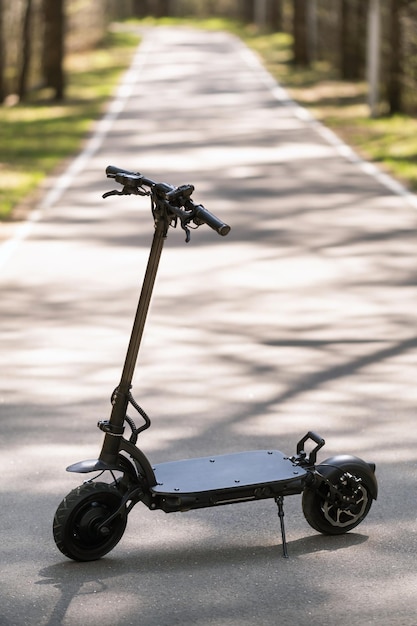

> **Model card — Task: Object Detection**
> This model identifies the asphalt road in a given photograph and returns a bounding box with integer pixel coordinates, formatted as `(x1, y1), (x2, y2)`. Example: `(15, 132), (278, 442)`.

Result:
(1, 26), (417, 626)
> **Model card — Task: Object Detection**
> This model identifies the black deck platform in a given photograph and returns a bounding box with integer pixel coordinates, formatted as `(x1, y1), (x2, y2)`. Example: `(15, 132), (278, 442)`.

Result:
(151, 450), (306, 497)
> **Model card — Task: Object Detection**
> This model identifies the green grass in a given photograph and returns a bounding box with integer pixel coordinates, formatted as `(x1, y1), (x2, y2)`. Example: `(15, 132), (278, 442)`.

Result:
(0, 29), (140, 219)
(327, 114), (417, 190)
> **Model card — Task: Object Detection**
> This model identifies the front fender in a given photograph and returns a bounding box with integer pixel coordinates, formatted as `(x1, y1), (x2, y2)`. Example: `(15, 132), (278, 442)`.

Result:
(67, 444), (157, 488)
(315, 454), (378, 500)
(66, 456), (136, 477)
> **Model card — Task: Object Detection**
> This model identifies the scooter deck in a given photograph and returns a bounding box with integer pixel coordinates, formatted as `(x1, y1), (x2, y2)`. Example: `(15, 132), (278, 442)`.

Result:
(151, 450), (306, 497)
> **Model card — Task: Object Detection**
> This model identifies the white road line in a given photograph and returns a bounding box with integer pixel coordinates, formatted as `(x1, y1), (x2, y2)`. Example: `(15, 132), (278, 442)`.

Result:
(0, 34), (152, 271)
(238, 41), (417, 210)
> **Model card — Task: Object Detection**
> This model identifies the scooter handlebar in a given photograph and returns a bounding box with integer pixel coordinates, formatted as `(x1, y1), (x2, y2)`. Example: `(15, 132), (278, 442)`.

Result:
(105, 165), (231, 237)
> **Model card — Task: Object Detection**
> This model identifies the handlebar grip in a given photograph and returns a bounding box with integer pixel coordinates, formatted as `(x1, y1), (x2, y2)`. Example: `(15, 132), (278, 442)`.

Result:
(193, 203), (231, 237)
(106, 165), (156, 188)
(296, 431), (325, 456)
(306, 431), (326, 447)
(106, 165), (139, 178)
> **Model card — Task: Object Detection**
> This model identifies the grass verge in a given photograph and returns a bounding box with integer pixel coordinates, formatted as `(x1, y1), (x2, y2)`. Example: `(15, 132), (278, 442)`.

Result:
(0, 28), (140, 220)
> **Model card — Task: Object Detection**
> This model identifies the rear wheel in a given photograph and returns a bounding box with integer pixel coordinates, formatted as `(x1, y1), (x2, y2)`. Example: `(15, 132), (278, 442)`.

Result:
(302, 463), (374, 535)
(53, 482), (127, 561)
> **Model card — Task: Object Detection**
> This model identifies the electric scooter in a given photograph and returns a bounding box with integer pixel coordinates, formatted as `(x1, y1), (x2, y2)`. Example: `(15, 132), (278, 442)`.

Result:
(53, 165), (377, 561)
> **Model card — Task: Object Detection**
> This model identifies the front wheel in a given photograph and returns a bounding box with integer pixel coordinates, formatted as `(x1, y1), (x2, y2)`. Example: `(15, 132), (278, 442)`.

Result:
(302, 457), (376, 535)
(53, 482), (127, 561)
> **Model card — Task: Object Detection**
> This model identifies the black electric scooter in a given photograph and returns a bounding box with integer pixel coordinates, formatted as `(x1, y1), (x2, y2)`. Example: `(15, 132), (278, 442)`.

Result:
(53, 166), (377, 561)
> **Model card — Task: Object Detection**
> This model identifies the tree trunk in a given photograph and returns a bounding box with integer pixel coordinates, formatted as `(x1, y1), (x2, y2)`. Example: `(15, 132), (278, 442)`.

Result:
(135, 0), (170, 17)
(340, 0), (366, 80)
(387, 0), (403, 114)
(133, 1), (146, 17)
(268, 1), (284, 32)
(367, 0), (381, 117)
(240, 0), (255, 23)
(151, 0), (170, 17)
(255, 0), (267, 29)
(293, 0), (309, 66)
(307, 0), (317, 63)
(42, 0), (65, 100)
(0, 0), (4, 102)
(18, 0), (33, 101)
(340, 0), (350, 78)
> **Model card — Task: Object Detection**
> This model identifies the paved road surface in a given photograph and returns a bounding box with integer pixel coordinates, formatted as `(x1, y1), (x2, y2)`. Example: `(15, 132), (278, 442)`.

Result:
(1, 26), (417, 626)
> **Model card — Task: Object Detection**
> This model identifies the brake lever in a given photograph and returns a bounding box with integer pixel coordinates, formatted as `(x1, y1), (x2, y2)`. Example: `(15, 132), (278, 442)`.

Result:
(179, 219), (191, 243)
(103, 186), (150, 199)
(103, 189), (126, 199)
(164, 201), (194, 243)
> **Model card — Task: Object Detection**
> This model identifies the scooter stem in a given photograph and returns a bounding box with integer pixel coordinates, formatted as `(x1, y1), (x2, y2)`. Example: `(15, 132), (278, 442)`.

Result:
(120, 218), (166, 386)
(99, 217), (167, 464)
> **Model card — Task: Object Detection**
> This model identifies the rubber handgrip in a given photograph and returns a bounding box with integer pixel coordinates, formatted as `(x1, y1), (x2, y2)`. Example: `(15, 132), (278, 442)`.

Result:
(194, 204), (231, 237)
(306, 431), (326, 446)
(106, 165), (139, 178)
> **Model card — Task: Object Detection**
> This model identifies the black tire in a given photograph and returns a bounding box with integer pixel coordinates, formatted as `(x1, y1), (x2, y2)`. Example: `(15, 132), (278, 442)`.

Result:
(53, 482), (127, 561)
(302, 463), (374, 535)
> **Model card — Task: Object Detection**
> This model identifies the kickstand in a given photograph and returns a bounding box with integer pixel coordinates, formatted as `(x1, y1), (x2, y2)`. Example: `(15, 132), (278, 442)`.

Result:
(275, 496), (289, 558)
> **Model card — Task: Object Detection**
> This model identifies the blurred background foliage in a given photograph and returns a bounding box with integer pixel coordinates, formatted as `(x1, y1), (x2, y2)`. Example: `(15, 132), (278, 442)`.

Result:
(1, 1), (416, 115)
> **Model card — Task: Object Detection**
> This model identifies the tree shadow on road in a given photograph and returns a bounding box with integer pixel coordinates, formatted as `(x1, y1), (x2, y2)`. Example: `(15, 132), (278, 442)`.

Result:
(36, 532), (367, 626)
